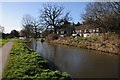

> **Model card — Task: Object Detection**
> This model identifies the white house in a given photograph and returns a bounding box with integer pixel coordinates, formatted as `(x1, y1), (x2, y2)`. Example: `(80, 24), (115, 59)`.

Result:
(72, 24), (101, 37)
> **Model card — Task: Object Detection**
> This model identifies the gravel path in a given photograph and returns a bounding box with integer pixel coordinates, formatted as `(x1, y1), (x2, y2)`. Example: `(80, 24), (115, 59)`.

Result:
(0, 40), (13, 80)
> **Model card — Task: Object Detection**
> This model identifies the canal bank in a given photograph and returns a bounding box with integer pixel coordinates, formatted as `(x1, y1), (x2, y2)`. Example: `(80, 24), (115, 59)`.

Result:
(50, 33), (119, 54)
(28, 40), (118, 78)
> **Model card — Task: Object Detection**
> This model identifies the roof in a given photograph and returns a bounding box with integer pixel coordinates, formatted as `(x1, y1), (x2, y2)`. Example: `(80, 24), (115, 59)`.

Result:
(75, 24), (98, 30)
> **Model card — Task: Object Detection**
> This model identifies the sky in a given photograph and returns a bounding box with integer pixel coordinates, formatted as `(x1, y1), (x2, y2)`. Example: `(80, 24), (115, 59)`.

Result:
(1, 2), (88, 33)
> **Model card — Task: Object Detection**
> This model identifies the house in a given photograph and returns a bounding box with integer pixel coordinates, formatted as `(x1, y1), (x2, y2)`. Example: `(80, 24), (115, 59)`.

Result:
(57, 29), (67, 38)
(73, 24), (101, 37)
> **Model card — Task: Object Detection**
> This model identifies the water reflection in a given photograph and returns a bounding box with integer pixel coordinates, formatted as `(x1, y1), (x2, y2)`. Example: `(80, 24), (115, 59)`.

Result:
(29, 40), (118, 78)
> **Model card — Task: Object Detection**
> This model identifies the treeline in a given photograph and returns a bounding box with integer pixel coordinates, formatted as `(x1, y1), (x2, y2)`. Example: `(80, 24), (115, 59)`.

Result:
(2, 2), (119, 39)
(21, 2), (120, 38)
(1, 30), (19, 39)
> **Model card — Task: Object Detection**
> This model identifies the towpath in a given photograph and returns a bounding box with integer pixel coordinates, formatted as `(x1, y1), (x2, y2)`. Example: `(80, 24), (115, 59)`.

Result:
(0, 40), (13, 80)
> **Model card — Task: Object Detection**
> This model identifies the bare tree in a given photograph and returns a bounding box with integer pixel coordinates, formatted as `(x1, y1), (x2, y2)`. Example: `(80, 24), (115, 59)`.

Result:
(22, 14), (34, 37)
(22, 14), (41, 38)
(31, 18), (41, 38)
(19, 29), (28, 37)
(82, 2), (120, 33)
(108, 2), (120, 33)
(108, 2), (120, 15)
(39, 4), (71, 34)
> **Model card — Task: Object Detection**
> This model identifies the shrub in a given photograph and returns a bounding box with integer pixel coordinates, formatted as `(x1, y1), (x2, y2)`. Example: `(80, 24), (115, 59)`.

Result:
(47, 34), (58, 41)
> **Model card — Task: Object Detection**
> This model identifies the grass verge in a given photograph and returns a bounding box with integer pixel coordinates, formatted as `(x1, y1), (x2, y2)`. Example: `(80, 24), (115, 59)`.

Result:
(0, 39), (11, 47)
(2, 40), (71, 80)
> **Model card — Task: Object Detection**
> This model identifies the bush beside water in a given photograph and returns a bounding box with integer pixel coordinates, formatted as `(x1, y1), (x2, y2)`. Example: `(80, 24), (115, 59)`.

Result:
(2, 40), (71, 80)
(47, 34), (58, 41)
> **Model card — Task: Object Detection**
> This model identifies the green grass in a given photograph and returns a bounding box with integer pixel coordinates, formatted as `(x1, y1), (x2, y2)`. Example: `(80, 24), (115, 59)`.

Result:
(3, 40), (71, 80)
(0, 39), (11, 47)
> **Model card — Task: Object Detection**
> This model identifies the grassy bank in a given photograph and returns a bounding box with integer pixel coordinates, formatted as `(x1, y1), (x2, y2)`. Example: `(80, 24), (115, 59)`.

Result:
(3, 40), (71, 80)
(0, 39), (11, 47)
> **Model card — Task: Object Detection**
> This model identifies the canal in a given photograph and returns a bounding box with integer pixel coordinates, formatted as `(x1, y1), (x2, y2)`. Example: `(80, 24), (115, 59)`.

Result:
(27, 40), (118, 78)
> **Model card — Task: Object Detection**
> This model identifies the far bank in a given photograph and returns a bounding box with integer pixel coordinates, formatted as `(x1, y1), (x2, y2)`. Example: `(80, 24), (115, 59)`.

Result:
(50, 32), (119, 54)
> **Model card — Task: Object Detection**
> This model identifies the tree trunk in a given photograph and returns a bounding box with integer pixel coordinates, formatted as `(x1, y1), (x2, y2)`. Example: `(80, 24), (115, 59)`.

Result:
(35, 26), (37, 38)
(54, 26), (57, 34)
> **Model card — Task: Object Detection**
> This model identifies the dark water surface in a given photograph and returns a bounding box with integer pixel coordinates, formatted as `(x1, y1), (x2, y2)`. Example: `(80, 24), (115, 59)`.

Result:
(27, 40), (118, 78)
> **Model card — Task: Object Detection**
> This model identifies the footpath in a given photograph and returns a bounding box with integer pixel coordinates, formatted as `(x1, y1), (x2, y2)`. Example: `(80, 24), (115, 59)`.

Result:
(0, 40), (13, 80)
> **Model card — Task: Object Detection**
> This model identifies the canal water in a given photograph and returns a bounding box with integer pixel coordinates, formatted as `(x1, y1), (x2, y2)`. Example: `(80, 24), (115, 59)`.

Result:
(27, 40), (118, 78)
